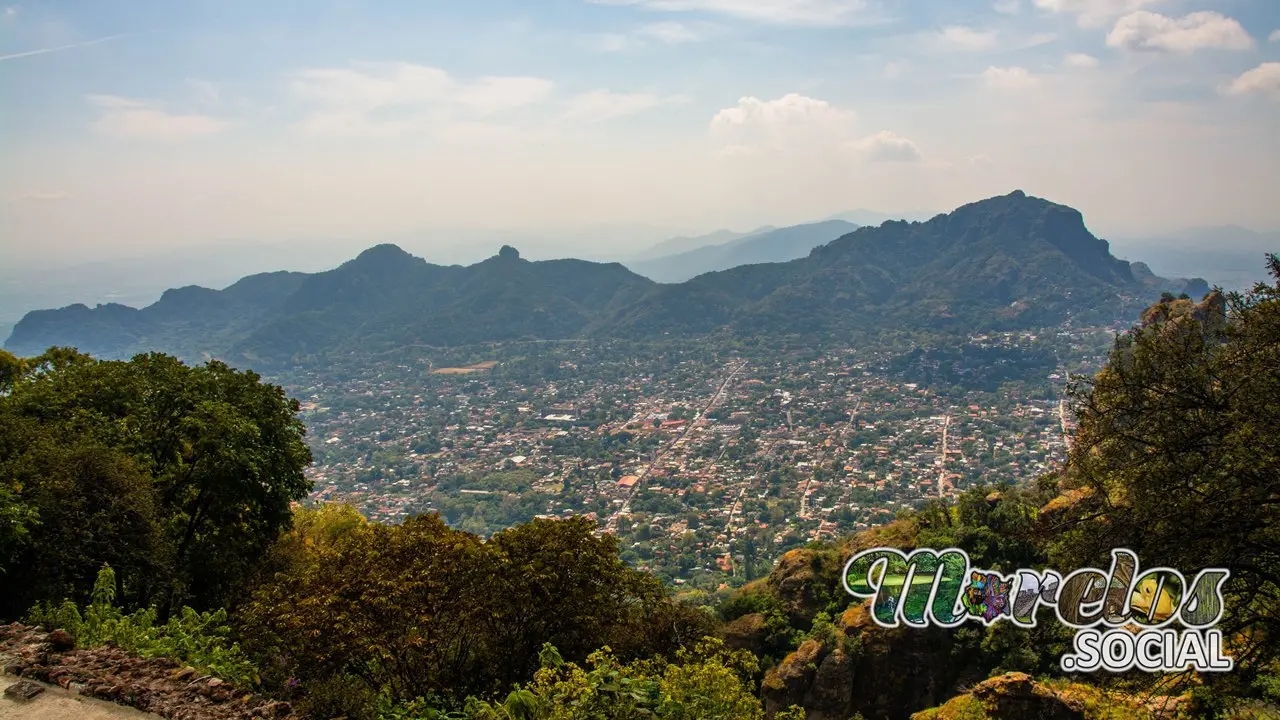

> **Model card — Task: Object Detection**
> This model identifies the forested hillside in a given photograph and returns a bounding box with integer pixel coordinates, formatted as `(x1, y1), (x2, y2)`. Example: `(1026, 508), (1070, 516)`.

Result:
(6, 192), (1208, 370)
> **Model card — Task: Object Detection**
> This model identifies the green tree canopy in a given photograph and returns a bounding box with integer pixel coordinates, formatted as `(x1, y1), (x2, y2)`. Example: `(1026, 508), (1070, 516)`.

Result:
(1047, 257), (1280, 698)
(0, 348), (313, 616)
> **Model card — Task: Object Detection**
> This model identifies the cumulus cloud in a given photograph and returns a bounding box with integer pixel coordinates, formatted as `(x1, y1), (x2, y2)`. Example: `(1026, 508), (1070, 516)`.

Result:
(846, 131), (921, 162)
(87, 95), (230, 141)
(1224, 62), (1280, 100)
(1033, 0), (1164, 28)
(291, 62), (554, 137)
(586, 0), (887, 28)
(1063, 52), (1099, 69)
(982, 66), (1040, 90)
(711, 93), (856, 153)
(710, 93), (920, 163)
(564, 91), (690, 123)
(1107, 11), (1254, 53)
(1269, 29), (1280, 43)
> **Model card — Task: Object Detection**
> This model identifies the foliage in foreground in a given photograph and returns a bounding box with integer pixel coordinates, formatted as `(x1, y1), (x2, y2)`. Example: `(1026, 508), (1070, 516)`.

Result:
(27, 564), (259, 688)
(381, 639), (805, 720)
(0, 348), (313, 617)
(240, 510), (718, 717)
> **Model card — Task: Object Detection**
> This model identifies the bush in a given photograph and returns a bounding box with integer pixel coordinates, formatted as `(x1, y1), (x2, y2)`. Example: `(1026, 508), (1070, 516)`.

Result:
(27, 564), (259, 688)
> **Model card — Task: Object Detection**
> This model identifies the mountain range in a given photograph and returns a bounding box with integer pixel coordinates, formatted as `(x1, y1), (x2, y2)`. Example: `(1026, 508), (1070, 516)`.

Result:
(626, 226), (776, 262)
(5, 191), (1213, 368)
(625, 220), (858, 283)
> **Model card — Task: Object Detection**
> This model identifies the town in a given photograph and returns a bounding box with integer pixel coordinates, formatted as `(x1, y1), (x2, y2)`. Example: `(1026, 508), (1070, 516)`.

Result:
(279, 325), (1117, 596)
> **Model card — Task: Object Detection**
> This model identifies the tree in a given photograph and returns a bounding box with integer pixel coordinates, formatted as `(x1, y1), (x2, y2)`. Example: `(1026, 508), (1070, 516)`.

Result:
(1047, 259), (1280, 700)
(241, 514), (716, 711)
(459, 638), (797, 720)
(0, 349), (313, 615)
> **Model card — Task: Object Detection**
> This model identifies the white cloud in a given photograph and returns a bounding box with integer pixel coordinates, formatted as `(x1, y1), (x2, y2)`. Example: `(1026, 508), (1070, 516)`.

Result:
(564, 91), (690, 123)
(1269, 29), (1280, 43)
(637, 21), (703, 43)
(454, 76), (557, 114)
(846, 131), (922, 162)
(587, 0), (886, 28)
(983, 66), (1040, 90)
(1107, 11), (1254, 53)
(993, 0), (1020, 15)
(3, 6), (17, 18)
(87, 94), (230, 141)
(8, 190), (69, 202)
(291, 62), (554, 137)
(710, 93), (859, 154)
(1064, 52), (1099, 69)
(1224, 62), (1280, 100)
(966, 154), (994, 167)
(585, 33), (636, 52)
(710, 93), (919, 164)
(936, 26), (999, 51)
(1033, 0), (1164, 28)
(586, 21), (709, 52)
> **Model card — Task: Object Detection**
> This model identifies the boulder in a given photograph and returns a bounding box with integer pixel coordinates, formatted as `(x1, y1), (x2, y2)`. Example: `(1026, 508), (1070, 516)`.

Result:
(3, 679), (45, 701)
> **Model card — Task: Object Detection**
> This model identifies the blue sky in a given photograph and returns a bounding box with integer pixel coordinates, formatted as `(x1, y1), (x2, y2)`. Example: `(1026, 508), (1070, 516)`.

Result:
(3, 0), (1279, 267)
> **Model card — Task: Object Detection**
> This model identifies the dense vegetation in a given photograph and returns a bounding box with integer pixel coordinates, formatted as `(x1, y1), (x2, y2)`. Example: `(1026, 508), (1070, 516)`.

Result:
(2, 257), (1276, 719)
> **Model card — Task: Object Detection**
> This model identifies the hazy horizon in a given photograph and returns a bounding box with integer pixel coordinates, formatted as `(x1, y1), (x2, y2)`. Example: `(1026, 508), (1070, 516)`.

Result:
(5, 0), (1280, 265)
(5, 0), (1280, 332)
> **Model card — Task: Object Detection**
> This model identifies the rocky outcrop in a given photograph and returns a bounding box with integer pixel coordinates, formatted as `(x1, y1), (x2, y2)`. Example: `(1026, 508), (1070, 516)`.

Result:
(968, 673), (1084, 720)
(761, 599), (979, 720)
(0, 624), (291, 720)
(721, 612), (767, 652)
(908, 672), (1174, 720)
(762, 639), (822, 714)
(766, 548), (843, 626)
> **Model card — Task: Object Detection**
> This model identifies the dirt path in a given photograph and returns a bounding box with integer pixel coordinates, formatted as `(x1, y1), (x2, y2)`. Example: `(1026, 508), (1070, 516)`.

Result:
(1, 676), (158, 720)
(0, 624), (291, 720)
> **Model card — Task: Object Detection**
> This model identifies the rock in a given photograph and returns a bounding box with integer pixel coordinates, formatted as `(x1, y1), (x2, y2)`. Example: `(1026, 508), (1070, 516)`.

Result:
(968, 672), (1085, 720)
(265, 700), (293, 717)
(48, 629), (75, 651)
(721, 612), (767, 652)
(3, 679), (45, 700)
(762, 639), (824, 715)
(767, 548), (842, 624)
(3, 661), (26, 676)
(172, 666), (198, 681)
(802, 650), (855, 720)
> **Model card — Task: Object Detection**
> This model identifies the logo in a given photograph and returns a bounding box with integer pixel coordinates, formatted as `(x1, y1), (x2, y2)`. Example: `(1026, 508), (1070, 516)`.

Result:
(842, 548), (1233, 673)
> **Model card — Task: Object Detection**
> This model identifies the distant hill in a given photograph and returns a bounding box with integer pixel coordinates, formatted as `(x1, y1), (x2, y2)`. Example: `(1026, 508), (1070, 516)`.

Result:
(629, 226), (776, 262)
(625, 220), (858, 283)
(6, 192), (1211, 368)
(5, 245), (654, 367)
(596, 191), (1210, 338)
(1109, 225), (1278, 291)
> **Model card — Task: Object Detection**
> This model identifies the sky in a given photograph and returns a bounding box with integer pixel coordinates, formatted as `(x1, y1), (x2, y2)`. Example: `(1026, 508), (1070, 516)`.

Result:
(3, 0), (1280, 271)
